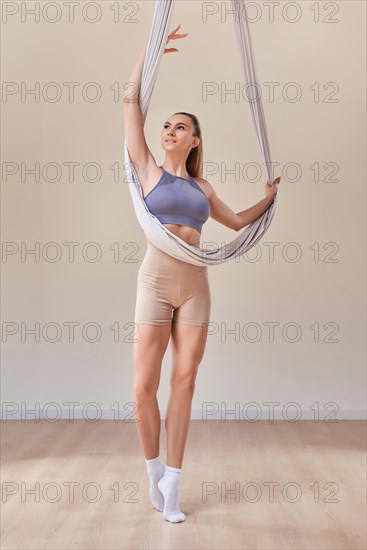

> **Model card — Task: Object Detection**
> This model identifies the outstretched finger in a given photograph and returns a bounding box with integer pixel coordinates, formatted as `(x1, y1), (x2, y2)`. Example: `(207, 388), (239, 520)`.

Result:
(170, 33), (188, 40)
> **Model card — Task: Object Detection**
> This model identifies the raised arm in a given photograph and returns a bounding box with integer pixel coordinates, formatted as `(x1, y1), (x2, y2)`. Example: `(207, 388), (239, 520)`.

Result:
(123, 25), (189, 181)
(123, 45), (152, 176)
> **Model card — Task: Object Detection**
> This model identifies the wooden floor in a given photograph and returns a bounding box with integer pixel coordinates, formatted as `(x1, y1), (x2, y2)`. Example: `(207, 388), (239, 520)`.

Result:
(1, 420), (366, 549)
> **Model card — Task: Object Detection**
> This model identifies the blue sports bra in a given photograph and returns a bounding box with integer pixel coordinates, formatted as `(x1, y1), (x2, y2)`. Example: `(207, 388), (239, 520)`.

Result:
(144, 167), (211, 234)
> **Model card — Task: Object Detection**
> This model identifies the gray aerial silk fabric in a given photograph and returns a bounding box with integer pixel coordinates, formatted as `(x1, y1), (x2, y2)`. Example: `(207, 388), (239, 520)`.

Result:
(124, 0), (279, 266)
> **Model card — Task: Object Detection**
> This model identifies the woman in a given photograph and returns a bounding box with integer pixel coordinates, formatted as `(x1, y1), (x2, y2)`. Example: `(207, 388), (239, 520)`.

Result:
(123, 24), (280, 523)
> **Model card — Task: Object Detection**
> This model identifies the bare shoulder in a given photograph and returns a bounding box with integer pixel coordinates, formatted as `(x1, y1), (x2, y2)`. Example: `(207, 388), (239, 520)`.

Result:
(194, 177), (215, 199)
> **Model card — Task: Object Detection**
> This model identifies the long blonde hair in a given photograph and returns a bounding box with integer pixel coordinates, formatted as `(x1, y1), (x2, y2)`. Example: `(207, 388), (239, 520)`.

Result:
(173, 111), (203, 179)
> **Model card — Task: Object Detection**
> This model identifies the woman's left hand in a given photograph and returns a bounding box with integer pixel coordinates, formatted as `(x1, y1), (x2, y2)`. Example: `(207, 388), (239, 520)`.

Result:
(164, 24), (188, 54)
(265, 176), (281, 200)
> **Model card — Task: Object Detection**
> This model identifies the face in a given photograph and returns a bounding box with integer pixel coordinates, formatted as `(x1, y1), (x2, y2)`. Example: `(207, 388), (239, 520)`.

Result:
(161, 115), (199, 153)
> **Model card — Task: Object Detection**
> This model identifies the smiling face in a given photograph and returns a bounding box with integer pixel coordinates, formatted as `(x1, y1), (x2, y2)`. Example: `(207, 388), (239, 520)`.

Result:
(161, 114), (200, 155)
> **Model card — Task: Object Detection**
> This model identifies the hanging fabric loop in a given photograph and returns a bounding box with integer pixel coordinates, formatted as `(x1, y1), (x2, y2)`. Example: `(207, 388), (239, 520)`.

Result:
(124, 0), (279, 266)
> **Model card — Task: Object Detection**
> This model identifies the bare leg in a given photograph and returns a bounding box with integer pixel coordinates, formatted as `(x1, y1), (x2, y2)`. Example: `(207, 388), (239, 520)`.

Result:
(165, 322), (208, 468)
(156, 322), (208, 522)
(133, 323), (172, 459)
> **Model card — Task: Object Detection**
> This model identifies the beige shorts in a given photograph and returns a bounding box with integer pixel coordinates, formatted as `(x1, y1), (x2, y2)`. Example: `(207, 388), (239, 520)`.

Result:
(134, 240), (211, 327)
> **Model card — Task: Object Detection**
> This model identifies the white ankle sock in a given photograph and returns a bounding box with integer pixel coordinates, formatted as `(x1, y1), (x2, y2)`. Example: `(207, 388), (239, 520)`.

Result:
(145, 456), (166, 511)
(157, 465), (186, 523)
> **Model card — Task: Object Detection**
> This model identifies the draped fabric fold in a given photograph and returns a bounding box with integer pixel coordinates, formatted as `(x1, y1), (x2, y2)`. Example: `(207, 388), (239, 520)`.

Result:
(124, 0), (279, 266)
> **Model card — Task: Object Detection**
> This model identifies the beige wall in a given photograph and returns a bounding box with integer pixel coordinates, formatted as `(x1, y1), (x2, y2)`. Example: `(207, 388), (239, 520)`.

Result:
(2, 1), (365, 420)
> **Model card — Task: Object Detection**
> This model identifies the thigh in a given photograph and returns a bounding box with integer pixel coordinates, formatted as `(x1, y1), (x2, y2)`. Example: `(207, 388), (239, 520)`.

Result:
(170, 322), (209, 385)
(172, 267), (211, 328)
(133, 323), (172, 392)
(134, 283), (174, 326)
(134, 260), (177, 326)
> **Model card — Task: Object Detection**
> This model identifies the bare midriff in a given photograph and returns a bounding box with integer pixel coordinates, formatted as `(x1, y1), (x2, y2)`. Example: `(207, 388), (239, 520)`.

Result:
(146, 223), (201, 248)
(164, 223), (201, 247)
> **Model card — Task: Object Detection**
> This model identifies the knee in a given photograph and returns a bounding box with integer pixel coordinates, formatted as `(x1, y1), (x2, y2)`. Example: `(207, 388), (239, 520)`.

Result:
(171, 371), (197, 397)
(134, 383), (158, 404)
